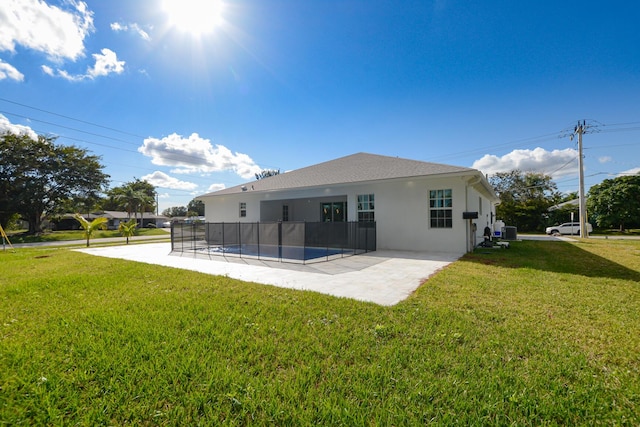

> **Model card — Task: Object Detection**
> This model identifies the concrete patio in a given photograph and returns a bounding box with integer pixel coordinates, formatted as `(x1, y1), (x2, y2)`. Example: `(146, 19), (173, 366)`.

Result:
(77, 242), (461, 306)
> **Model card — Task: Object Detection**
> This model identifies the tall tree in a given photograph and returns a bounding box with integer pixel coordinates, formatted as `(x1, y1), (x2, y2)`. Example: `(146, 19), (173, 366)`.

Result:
(116, 186), (145, 222)
(187, 199), (205, 216)
(104, 179), (156, 226)
(0, 133), (109, 234)
(489, 170), (561, 232)
(162, 206), (188, 217)
(587, 175), (640, 231)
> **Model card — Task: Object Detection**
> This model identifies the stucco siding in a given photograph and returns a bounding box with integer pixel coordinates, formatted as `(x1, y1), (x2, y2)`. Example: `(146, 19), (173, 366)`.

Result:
(201, 174), (489, 254)
(364, 176), (469, 253)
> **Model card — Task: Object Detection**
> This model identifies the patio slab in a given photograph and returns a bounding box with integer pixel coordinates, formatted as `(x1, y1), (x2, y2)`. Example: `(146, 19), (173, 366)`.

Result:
(76, 243), (461, 306)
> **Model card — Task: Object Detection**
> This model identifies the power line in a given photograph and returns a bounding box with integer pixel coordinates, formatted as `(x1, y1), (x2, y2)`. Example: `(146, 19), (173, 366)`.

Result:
(3, 97), (639, 200)
(0, 110), (140, 148)
(4, 97), (639, 170)
(0, 97), (147, 139)
(0, 102), (284, 174)
(542, 155), (578, 177)
(19, 125), (245, 190)
(429, 132), (562, 163)
(2, 110), (266, 187)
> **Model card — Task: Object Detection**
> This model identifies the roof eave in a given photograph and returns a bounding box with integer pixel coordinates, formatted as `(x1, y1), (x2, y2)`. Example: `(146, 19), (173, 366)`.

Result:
(198, 169), (491, 199)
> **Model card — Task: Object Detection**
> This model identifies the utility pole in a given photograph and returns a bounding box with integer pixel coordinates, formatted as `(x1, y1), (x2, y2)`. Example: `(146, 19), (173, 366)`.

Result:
(573, 120), (588, 238)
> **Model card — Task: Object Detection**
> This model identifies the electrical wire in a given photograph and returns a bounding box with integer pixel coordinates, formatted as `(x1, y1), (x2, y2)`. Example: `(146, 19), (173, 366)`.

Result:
(0, 96), (146, 139)
(2, 97), (639, 198)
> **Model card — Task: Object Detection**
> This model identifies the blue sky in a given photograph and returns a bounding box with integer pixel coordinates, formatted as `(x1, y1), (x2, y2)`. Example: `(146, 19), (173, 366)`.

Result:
(1, 0), (639, 213)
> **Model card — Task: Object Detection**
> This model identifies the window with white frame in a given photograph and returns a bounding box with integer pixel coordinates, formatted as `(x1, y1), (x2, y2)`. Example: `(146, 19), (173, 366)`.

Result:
(429, 189), (452, 228)
(357, 194), (375, 222)
(239, 202), (246, 218)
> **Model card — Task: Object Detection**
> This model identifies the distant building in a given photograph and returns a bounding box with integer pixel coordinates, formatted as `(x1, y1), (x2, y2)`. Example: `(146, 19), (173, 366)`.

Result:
(53, 211), (169, 230)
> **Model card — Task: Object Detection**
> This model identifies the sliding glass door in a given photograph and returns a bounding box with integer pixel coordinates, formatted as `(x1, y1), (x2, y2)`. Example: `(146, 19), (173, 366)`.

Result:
(321, 202), (346, 222)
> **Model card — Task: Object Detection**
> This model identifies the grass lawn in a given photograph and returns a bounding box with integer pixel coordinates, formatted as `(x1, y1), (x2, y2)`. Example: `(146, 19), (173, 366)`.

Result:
(1, 239), (638, 425)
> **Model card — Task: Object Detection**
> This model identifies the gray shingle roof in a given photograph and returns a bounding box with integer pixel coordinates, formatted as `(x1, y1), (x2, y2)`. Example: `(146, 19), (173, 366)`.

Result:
(200, 152), (478, 197)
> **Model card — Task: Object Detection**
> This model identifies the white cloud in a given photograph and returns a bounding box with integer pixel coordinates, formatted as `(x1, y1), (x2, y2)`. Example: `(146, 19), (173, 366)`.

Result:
(42, 48), (125, 81)
(88, 48), (125, 77)
(0, 59), (24, 81)
(472, 147), (579, 178)
(138, 133), (262, 179)
(42, 64), (85, 81)
(0, 113), (38, 139)
(140, 171), (198, 190)
(207, 183), (226, 193)
(618, 167), (640, 176)
(0, 0), (93, 61)
(111, 21), (151, 41)
(598, 156), (612, 163)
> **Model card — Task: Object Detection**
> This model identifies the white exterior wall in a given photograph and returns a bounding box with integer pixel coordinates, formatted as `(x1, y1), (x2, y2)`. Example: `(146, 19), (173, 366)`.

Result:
(464, 183), (497, 250)
(204, 195), (262, 222)
(201, 174), (495, 254)
(360, 175), (470, 253)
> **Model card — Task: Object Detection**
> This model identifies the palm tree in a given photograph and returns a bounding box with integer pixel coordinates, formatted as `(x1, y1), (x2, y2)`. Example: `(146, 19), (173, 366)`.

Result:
(115, 185), (156, 228)
(137, 192), (156, 227)
(74, 214), (108, 247)
(118, 218), (137, 244)
(116, 186), (145, 225)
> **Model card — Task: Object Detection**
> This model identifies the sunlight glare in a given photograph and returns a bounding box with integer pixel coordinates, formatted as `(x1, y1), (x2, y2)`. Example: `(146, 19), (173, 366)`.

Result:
(163, 0), (224, 35)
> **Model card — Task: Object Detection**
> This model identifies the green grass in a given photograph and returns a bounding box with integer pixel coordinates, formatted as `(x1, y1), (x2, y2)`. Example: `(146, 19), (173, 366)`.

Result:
(593, 228), (640, 236)
(1, 239), (639, 425)
(6, 228), (169, 244)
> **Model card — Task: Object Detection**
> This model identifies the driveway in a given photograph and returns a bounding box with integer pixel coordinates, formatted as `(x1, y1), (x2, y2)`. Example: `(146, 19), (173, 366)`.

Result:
(76, 243), (461, 306)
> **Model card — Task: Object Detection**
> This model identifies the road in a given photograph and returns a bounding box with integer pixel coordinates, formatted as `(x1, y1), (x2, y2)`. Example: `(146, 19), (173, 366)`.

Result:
(519, 234), (640, 241)
(4, 230), (171, 249)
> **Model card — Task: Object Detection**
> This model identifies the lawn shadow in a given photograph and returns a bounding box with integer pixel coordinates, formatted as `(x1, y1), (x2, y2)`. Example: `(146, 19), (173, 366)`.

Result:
(465, 240), (640, 282)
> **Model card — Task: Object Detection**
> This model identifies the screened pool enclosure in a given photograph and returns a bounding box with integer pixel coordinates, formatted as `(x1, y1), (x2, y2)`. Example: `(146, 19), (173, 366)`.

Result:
(171, 221), (376, 264)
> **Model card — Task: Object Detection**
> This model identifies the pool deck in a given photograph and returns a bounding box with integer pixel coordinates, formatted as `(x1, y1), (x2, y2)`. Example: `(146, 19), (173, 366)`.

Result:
(76, 242), (461, 306)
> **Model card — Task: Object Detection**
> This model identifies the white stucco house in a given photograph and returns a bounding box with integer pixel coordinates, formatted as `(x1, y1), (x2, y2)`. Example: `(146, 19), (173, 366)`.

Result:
(196, 153), (500, 254)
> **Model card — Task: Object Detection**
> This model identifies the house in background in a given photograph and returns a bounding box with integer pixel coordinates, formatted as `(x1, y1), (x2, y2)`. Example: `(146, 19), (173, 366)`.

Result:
(97, 211), (169, 229)
(52, 211), (169, 230)
(197, 153), (500, 254)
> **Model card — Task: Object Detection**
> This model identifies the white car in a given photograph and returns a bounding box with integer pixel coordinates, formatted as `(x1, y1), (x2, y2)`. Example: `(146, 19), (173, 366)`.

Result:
(545, 222), (593, 235)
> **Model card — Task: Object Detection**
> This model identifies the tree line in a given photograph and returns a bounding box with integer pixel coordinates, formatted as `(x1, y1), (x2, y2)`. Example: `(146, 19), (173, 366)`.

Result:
(1, 133), (162, 234)
(491, 170), (640, 232)
(161, 200), (204, 219)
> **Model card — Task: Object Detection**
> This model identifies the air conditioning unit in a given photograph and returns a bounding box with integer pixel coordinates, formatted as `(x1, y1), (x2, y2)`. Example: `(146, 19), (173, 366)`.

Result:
(504, 226), (517, 241)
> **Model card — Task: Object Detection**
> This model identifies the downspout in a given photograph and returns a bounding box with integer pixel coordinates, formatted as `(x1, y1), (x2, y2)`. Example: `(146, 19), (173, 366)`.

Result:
(465, 179), (472, 252)
(465, 176), (483, 253)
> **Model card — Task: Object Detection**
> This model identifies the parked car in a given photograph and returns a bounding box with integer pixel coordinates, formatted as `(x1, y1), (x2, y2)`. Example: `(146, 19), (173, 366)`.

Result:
(545, 222), (593, 235)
